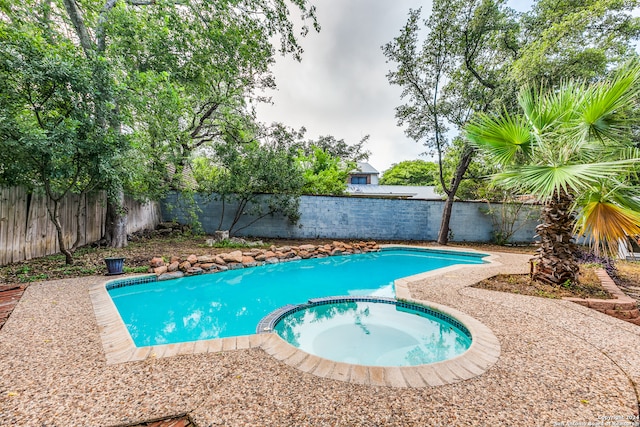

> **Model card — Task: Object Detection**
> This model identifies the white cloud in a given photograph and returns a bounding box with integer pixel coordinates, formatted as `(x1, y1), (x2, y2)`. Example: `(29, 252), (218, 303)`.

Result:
(256, 0), (533, 173)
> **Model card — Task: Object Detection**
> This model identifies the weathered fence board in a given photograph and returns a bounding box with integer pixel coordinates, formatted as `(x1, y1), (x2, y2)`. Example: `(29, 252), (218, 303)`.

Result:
(125, 196), (161, 235)
(0, 187), (161, 266)
(0, 189), (8, 263)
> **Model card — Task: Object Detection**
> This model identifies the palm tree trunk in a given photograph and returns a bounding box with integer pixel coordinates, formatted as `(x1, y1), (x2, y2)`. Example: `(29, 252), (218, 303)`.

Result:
(532, 190), (579, 285)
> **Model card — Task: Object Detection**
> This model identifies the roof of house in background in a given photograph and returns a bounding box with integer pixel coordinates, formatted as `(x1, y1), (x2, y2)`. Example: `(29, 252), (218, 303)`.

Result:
(353, 162), (379, 175)
(345, 184), (442, 200)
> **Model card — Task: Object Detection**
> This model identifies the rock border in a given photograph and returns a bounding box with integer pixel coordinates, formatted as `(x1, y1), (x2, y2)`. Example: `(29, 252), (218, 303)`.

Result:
(148, 241), (381, 281)
(564, 268), (640, 325)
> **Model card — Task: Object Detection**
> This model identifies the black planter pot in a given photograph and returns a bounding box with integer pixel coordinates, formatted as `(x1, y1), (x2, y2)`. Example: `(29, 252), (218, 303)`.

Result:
(104, 257), (125, 275)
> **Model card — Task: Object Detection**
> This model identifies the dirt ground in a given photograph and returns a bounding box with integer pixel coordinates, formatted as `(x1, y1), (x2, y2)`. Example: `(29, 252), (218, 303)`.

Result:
(473, 267), (613, 299)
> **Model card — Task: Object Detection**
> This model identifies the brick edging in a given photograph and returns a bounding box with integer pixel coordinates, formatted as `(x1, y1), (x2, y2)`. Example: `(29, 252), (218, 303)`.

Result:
(564, 269), (640, 325)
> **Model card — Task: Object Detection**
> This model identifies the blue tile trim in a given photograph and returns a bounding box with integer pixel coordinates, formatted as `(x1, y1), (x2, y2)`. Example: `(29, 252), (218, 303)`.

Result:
(379, 246), (488, 260)
(257, 296), (472, 339)
(105, 274), (158, 291)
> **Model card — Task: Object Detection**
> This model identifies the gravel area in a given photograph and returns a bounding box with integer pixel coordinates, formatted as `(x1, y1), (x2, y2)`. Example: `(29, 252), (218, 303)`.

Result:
(1, 250), (639, 426)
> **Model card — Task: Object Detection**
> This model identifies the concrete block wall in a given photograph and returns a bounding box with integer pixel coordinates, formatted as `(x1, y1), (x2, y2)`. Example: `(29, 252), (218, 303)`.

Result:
(161, 192), (540, 243)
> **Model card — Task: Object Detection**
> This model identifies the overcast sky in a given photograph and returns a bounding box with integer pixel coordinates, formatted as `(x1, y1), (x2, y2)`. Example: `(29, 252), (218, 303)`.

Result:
(255, 0), (532, 173)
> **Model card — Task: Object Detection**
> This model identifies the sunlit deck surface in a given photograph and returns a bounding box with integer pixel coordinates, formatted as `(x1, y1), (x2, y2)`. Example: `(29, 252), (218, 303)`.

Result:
(1, 249), (638, 426)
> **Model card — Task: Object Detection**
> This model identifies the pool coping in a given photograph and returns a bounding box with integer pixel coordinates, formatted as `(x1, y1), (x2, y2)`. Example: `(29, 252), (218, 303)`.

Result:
(89, 244), (502, 387)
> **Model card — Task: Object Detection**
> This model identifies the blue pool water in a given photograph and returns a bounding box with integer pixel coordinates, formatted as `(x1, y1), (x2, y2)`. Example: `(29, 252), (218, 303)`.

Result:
(273, 299), (472, 366)
(108, 248), (486, 346)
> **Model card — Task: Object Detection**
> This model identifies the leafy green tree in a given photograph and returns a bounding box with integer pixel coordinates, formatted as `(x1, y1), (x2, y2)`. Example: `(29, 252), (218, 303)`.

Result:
(0, 22), (125, 264)
(300, 135), (370, 163)
(383, 0), (518, 245)
(513, 0), (640, 86)
(466, 64), (640, 285)
(386, 0), (640, 241)
(1, 0), (318, 249)
(193, 130), (304, 236)
(379, 160), (439, 186)
(298, 147), (353, 195)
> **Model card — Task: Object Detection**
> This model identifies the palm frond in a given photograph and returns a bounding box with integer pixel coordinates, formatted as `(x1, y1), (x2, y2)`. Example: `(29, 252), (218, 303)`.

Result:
(612, 188), (640, 213)
(575, 201), (640, 256)
(494, 159), (640, 199)
(465, 113), (532, 165)
(573, 63), (640, 143)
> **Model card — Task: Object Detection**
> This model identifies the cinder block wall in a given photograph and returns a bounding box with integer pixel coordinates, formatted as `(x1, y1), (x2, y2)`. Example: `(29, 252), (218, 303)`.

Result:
(161, 193), (539, 243)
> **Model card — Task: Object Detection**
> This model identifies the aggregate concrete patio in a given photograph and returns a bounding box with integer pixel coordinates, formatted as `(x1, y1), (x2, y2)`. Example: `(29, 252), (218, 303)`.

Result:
(0, 250), (639, 426)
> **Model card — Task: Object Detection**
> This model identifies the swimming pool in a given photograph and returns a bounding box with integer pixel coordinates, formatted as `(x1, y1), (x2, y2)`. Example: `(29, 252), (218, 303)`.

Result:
(108, 247), (487, 347)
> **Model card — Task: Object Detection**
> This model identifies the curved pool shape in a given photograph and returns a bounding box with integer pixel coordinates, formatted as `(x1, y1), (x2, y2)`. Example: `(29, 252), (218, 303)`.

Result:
(265, 297), (472, 367)
(108, 247), (487, 346)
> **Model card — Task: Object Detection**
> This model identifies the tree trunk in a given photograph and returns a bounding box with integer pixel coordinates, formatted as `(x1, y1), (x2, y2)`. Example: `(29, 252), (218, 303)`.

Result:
(531, 190), (579, 285)
(437, 195), (455, 244)
(437, 144), (474, 245)
(104, 191), (128, 248)
(71, 192), (85, 251)
(46, 198), (74, 265)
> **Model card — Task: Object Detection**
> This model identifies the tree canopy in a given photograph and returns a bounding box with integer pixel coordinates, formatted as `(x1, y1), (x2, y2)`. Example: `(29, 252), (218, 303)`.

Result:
(0, 0), (319, 259)
(383, 0), (517, 244)
(379, 160), (439, 186)
(385, 0), (640, 241)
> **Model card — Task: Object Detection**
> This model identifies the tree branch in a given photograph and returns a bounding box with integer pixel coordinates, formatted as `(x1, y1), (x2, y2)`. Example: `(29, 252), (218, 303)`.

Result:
(61, 0), (94, 57)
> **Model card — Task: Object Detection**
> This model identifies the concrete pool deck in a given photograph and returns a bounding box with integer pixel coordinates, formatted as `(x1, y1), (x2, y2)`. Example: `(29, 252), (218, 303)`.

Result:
(1, 249), (639, 426)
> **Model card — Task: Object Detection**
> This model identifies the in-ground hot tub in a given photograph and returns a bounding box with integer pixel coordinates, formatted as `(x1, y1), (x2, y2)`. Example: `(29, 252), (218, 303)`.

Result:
(259, 296), (472, 367)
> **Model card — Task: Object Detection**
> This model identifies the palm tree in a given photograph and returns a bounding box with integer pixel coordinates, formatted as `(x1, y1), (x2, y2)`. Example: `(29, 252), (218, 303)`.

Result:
(465, 64), (640, 285)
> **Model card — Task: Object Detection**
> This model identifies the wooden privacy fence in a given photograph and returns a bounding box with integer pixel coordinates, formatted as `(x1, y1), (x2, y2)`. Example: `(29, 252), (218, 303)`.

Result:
(0, 187), (161, 266)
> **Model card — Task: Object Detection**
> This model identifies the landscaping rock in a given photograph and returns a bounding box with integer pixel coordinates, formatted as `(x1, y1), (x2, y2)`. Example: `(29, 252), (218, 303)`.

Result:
(186, 267), (203, 275)
(153, 241), (381, 280)
(243, 250), (262, 257)
(153, 265), (168, 275)
(221, 251), (243, 263)
(158, 271), (185, 281)
(241, 256), (256, 265)
(150, 257), (164, 268)
(197, 255), (214, 263)
(212, 230), (229, 242)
